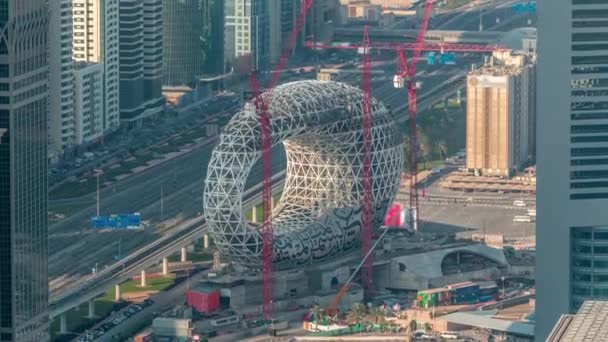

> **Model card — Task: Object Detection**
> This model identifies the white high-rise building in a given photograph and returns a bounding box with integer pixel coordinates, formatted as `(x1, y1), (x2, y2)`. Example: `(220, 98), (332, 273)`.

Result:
(74, 62), (105, 145)
(537, 0), (608, 340)
(48, 0), (75, 160)
(72, 0), (121, 131)
(225, 0), (270, 72)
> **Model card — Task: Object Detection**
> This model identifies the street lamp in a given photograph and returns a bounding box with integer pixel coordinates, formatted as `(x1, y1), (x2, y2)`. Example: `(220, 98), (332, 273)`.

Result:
(93, 169), (104, 216)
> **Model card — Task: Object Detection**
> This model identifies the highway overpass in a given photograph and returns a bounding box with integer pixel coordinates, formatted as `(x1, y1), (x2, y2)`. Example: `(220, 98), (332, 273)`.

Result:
(335, 27), (503, 44)
(49, 171), (287, 319)
(50, 69), (469, 320)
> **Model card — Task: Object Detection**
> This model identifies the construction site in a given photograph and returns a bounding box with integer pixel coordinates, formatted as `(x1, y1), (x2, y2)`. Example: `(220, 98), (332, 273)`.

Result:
(84, 1), (542, 341)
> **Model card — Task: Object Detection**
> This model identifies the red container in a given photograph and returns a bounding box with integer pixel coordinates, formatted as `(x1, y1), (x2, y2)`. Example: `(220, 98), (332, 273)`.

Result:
(187, 286), (220, 313)
(134, 331), (153, 342)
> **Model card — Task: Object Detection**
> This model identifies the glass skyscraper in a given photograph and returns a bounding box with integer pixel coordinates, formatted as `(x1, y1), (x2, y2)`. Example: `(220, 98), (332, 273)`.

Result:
(162, 0), (225, 86)
(0, 0), (50, 341)
(537, 0), (608, 340)
(118, 0), (164, 127)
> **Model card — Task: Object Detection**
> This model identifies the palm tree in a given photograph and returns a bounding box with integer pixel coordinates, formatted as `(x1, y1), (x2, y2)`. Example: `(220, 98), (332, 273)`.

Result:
(409, 319), (418, 334)
(346, 303), (367, 325)
(369, 307), (386, 325)
(435, 139), (448, 162)
(309, 305), (323, 332)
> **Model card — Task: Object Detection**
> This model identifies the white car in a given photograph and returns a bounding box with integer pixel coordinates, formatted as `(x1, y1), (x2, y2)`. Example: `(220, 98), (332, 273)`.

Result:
(440, 332), (459, 339)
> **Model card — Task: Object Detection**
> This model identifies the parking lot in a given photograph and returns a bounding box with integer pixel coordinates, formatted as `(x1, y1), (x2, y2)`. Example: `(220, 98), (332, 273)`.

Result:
(418, 201), (535, 241)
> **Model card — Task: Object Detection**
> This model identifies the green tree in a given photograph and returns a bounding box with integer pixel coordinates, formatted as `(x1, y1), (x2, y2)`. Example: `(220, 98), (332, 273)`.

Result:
(409, 319), (418, 333)
(369, 307), (386, 325)
(424, 322), (432, 332)
(347, 303), (368, 325)
(309, 305), (323, 331)
(435, 139), (448, 161)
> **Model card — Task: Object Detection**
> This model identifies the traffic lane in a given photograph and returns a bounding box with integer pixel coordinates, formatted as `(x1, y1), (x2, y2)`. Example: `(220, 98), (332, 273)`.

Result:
(49, 102), (238, 212)
(436, 0), (521, 30)
(52, 176), (285, 302)
(424, 178), (536, 203)
(49, 141), (215, 233)
(438, 4), (535, 31)
(51, 117), (288, 235)
(50, 97), (238, 189)
(49, 146), (287, 279)
(49, 60), (475, 278)
(49, 229), (160, 282)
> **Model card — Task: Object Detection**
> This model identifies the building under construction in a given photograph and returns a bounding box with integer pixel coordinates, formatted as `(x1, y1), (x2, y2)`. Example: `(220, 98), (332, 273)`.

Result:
(465, 51), (536, 177)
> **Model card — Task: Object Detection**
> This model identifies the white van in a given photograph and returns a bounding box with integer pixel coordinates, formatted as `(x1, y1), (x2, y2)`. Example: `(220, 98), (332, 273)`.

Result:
(440, 332), (460, 339)
(514, 215), (532, 223)
(513, 200), (526, 207)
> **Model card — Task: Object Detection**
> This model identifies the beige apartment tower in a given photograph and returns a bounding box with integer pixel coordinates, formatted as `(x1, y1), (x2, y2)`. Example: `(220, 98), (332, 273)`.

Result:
(72, 0), (120, 131)
(465, 53), (536, 177)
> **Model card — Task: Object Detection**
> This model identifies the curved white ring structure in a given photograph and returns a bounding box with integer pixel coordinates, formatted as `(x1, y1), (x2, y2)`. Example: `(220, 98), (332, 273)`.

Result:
(204, 80), (403, 269)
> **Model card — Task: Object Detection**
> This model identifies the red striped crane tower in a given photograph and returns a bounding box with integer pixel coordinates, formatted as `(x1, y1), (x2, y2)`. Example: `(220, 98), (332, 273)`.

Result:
(249, 0), (314, 321)
(306, 0), (505, 301)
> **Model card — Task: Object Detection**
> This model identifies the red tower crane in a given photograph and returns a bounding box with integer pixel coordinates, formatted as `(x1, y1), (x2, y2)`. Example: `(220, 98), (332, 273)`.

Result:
(360, 26), (374, 298)
(306, 0), (505, 304)
(401, 0), (434, 231)
(248, 0), (314, 321)
(307, 0), (505, 232)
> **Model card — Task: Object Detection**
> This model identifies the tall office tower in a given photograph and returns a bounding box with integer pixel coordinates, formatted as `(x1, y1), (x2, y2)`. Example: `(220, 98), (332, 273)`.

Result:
(306, 0), (339, 43)
(142, 0), (164, 107)
(225, 0), (270, 72)
(72, 0), (120, 131)
(73, 62), (105, 145)
(162, 0), (206, 85)
(268, 0), (300, 64)
(202, 0), (225, 75)
(537, 0), (608, 339)
(0, 1), (50, 341)
(268, 0), (281, 64)
(48, 0), (75, 160)
(465, 53), (536, 177)
(281, 0), (299, 44)
(118, 0), (163, 128)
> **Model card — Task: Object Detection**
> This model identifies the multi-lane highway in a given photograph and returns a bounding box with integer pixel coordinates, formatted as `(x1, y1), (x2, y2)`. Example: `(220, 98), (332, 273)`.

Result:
(50, 171), (287, 318)
(49, 0), (536, 311)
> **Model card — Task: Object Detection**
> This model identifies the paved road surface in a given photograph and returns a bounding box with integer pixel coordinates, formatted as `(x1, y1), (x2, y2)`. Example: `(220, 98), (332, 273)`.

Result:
(49, 2), (535, 295)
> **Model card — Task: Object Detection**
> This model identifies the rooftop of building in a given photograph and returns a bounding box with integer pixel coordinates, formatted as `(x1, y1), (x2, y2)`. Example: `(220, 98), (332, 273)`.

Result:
(439, 312), (534, 337)
(468, 50), (536, 77)
(547, 300), (608, 341)
(74, 61), (102, 70)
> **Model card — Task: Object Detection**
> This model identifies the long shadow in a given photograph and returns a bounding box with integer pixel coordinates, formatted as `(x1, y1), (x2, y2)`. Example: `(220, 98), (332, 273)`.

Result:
(419, 220), (474, 235)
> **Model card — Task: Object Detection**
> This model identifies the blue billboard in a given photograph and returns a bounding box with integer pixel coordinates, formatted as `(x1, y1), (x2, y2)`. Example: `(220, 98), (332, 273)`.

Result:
(91, 213), (142, 230)
(512, 2), (536, 13)
(427, 52), (456, 65)
(439, 52), (456, 65)
(427, 52), (436, 65)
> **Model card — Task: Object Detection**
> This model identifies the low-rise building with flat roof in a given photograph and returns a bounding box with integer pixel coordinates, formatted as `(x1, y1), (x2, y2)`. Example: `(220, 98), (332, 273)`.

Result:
(548, 300), (608, 341)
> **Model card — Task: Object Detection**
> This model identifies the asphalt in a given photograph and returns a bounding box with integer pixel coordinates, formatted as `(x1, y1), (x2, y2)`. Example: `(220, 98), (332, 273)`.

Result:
(49, 2), (537, 296)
